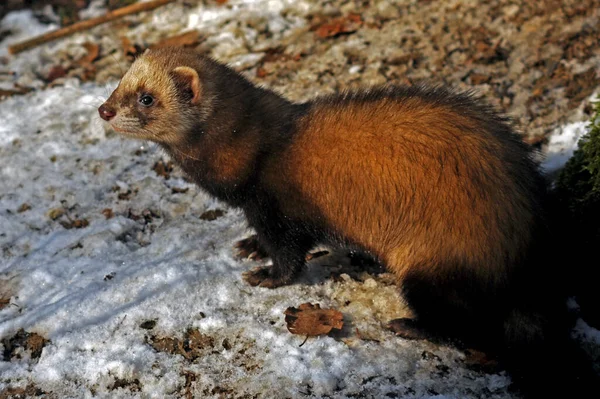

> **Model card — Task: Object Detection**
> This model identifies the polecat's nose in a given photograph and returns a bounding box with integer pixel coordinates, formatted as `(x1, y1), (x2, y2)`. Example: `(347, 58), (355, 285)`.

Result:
(98, 104), (116, 121)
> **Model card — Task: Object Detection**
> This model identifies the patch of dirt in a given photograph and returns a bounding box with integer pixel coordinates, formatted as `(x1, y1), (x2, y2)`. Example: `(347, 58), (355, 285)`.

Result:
(153, 159), (174, 180)
(0, 296), (10, 310)
(139, 319), (157, 330)
(108, 378), (141, 392)
(148, 328), (216, 361)
(147, 329), (264, 397)
(0, 273), (19, 310)
(0, 384), (47, 399)
(2, 329), (50, 363)
(199, 209), (225, 221)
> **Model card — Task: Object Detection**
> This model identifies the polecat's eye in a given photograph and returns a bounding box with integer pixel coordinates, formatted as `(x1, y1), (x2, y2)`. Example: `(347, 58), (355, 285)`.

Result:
(139, 94), (154, 107)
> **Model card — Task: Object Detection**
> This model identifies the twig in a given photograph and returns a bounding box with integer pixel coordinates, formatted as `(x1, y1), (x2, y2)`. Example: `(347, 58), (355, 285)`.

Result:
(8, 0), (176, 55)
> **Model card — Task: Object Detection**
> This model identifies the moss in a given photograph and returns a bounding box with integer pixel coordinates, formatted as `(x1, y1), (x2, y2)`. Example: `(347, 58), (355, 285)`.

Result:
(553, 98), (600, 327)
(554, 99), (600, 242)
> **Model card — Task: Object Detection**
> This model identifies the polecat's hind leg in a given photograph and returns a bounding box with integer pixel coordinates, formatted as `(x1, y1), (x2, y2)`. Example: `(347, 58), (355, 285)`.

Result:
(390, 267), (505, 351)
(387, 318), (432, 340)
(234, 235), (269, 261)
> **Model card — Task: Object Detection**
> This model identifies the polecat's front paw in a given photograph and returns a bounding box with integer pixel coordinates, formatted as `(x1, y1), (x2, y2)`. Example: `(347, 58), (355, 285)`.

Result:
(242, 266), (291, 288)
(234, 235), (269, 261)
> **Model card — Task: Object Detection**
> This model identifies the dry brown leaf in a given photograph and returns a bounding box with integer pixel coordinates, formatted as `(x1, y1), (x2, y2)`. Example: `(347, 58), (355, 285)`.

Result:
(256, 66), (268, 78)
(101, 208), (114, 219)
(0, 297), (10, 310)
(78, 42), (100, 65)
(72, 219), (89, 229)
(60, 218), (89, 229)
(46, 65), (67, 82)
(315, 13), (362, 39)
(0, 86), (33, 99)
(284, 303), (343, 336)
(152, 31), (202, 49)
(120, 36), (140, 58)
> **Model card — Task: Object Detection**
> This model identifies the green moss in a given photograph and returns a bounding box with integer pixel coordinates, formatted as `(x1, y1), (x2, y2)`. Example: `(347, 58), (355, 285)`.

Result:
(554, 99), (600, 243)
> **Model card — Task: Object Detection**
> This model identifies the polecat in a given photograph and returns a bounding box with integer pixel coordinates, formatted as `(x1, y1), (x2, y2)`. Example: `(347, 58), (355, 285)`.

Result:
(98, 46), (597, 397)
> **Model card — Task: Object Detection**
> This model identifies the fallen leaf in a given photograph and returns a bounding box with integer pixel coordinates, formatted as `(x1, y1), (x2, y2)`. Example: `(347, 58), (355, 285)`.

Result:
(315, 13), (362, 39)
(0, 297), (10, 310)
(284, 303), (344, 336)
(121, 36), (141, 58)
(0, 86), (32, 99)
(72, 219), (89, 229)
(77, 42), (100, 65)
(60, 218), (89, 229)
(152, 31), (202, 49)
(101, 208), (114, 219)
(469, 72), (490, 85)
(256, 66), (268, 78)
(46, 65), (67, 83)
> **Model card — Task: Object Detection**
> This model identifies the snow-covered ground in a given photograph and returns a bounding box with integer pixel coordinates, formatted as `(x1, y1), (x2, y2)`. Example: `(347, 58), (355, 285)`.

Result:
(541, 121), (592, 174)
(0, 3), (598, 399)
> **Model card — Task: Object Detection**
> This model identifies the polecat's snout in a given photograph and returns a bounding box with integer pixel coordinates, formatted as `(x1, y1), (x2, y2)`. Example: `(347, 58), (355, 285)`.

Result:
(98, 103), (116, 121)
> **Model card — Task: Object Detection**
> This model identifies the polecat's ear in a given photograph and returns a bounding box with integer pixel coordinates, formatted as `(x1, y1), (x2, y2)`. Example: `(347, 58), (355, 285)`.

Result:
(172, 66), (201, 105)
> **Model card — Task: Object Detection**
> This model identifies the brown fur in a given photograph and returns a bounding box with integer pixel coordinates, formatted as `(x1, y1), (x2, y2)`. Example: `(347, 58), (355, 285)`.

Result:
(99, 47), (598, 397)
(268, 99), (533, 283)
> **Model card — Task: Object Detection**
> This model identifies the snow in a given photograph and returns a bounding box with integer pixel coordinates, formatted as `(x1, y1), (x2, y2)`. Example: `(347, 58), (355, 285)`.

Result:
(541, 93), (599, 174)
(541, 121), (590, 174)
(0, 3), (598, 399)
(0, 10), (57, 56)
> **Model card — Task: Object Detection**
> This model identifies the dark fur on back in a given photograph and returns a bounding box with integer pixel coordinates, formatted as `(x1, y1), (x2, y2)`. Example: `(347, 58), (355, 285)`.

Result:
(100, 47), (598, 398)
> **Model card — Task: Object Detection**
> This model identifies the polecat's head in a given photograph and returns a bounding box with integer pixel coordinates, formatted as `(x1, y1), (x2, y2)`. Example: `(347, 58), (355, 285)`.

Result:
(98, 47), (211, 145)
